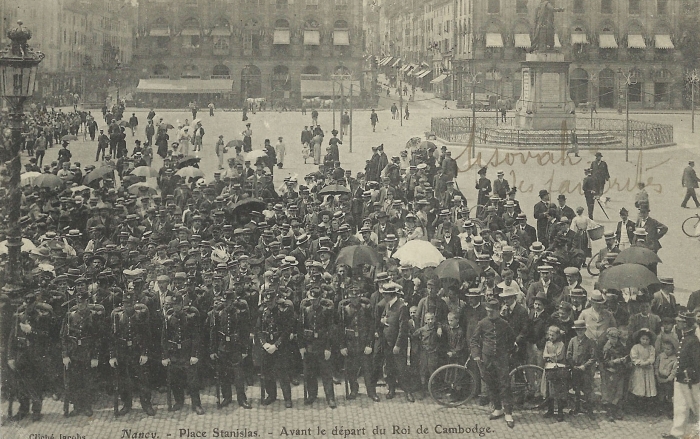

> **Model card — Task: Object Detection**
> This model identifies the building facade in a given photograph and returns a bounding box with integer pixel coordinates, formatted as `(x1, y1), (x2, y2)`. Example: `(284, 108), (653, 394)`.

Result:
(371, 0), (695, 109)
(133, 0), (365, 106)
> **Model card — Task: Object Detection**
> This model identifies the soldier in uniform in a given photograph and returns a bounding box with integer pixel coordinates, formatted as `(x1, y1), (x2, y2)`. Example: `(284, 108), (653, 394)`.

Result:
(109, 286), (156, 416)
(298, 286), (338, 408)
(256, 285), (295, 408)
(6, 292), (55, 421)
(338, 286), (380, 402)
(61, 279), (104, 417)
(162, 293), (205, 414)
(209, 286), (253, 409)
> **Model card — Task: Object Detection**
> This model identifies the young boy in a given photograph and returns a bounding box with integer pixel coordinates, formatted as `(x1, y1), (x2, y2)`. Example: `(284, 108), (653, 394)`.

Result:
(602, 327), (628, 422)
(567, 319), (597, 417)
(654, 340), (677, 418)
(445, 311), (468, 365)
(413, 312), (443, 396)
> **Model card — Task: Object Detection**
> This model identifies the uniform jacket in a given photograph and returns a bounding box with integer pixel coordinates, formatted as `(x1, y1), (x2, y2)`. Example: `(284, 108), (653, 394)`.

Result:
(682, 166), (699, 189)
(676, 327), (700, 384)
(162, 306), (201, 361)
(209, 298), (251, 356)
(110, 304), (151, 358)
(338, 297), (374, 351)
(62, 304), (105, 359)
(380, 297), (409, 349)
(470, 316), (516, 363)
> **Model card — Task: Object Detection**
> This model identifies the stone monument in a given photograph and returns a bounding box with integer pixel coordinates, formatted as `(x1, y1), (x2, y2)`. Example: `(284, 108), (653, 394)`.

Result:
(515, 0), (576, 130)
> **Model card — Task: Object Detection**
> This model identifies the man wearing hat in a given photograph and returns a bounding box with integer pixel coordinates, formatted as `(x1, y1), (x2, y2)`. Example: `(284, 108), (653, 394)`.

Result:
(615, 207), (635, 251)
(681, 160), (700, 208)
(578, 290), (617, 344)
(568, 319), (596, 417)
(635, 204), (667, 253)
(662, 311), (700, 439)
(109, 287), (156, 417)
(492, 170), (510, 199)
(61, 283), (104, 417)
(470, 298), (516, 428)
(590, 152), (610, 195)
(377, 283), (416, 402)
(162, 293), (205, 414)
(416, 279), (449, 327)
(533, 189), (552, 245)
(526, 265), (562, 313)
(652, 278), (678, 320)
(475, 167), (492, 208)
(6, 292), (56, 421)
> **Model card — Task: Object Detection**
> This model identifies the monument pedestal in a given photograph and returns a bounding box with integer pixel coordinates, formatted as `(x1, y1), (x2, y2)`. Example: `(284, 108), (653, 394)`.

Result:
(515, 52), (575, 130)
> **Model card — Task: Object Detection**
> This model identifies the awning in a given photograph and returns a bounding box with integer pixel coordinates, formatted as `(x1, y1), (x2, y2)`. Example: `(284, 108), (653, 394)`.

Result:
(486, 33), (504, 48)
(571, 33), (588, 44)
(416, 69), (432, 79)
(333, 30), (349, 46)
(273, 29), (290, 45)
(300, 80), (361, 97)
(655, 34), (674, 49)
(430, 74), (448, 84)
(628, 34), (646, 49)
(410, 68), (426, 77)
(181, 28), (201, 36)
(136, 79), (233, 94)
(390, 58), (402, 67)
(555, 34), (561, 48)
(599, 34), (618, 49)
(379, 56), (393, 66)
(304, 30), (320, 45)
(514, 34), (531, 48)
(211, 27), (231, 36)
(149, 28), (170, 37)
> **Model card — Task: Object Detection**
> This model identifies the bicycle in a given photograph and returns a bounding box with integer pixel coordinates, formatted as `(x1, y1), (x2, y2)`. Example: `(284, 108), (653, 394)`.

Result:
(682, 213), (700, 238)
(509, 363), (545, 409)
(428, 358), (478, 407)
(586, 253), (601, 276)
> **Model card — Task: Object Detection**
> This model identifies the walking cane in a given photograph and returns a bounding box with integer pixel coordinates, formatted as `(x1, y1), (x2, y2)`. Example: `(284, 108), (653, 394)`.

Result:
(343, 355), (349, 400)
(215, 358), (221, 409)
(113, 363), (120, 415)
(595, 197), (610, 219)
(63, 365), (70, 416)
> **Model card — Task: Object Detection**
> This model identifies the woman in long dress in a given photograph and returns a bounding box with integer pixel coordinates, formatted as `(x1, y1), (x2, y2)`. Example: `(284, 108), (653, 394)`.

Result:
(570, 206), (595, 258)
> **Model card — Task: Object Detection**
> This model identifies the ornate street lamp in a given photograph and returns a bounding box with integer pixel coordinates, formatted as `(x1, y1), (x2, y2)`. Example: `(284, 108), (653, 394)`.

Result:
(0, 21), (44, 287)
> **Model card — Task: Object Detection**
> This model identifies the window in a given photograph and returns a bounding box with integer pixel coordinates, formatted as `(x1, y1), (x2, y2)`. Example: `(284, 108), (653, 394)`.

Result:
(657, 0), (667, 14)
(213, 37), (229, 50)
(629, 0), (640, 14)
(335, 0), (349, 10)
(574, 0), (584, 13)
(601, 0), (612, 13)
(156, 37), (169, 49)
(628, 82), (642, 102)
(516, 0), (527, 13)
(306, 0), (318, 9)
(488, 0), (499, 13)
(654, 82), (669, 102)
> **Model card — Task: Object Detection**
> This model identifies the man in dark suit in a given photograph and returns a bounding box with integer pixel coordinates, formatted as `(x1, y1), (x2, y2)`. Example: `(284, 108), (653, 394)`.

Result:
(499, 289), (529, 367)
(513, 213), (537, 249)
(290, 234), (311, 275)
(493, 170), (510, 199)
(652, 278), (678, 320)
(590, 152), (610, 195)
(681, 160), (700, 208)
(525, 265), (563, 313)
(615, 207), (635, 250)
(377, 283), (416, 402)
(556, 194), (575, 222)
(635, 204), (668, 253)
(373, 211), (396, 243)
(533, 189), (551, 245)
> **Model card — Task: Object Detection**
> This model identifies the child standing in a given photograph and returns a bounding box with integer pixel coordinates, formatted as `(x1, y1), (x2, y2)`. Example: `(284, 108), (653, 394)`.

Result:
(654, 340), (677, 418)
(413, 312), (443, 396)
(542, 325), (569, 422)
(629, 328), (657, 412)
(567, 319), (597, 417)
(602, 327), (628, 421)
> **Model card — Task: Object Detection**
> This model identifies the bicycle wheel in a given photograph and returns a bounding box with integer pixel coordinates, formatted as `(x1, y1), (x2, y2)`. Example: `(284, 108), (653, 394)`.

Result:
(509, 364), (544, 408)
(429, 364), (477, 407)
(682, 215), (700, 238)
(587, 253), (601, 276)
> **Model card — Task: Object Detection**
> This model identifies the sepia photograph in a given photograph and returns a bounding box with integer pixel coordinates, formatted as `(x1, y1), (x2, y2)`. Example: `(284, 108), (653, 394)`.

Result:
(0, 0), (699, 438)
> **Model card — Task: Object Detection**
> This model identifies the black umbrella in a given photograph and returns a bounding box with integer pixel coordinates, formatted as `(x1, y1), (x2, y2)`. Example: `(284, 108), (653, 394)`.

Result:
(61, 134), (79, 141)
(175, 156), (201, 169)
(226, 139), (244, 150)
(336, 245), (381, 268)
(229, 198), (266, 216)
(83, 166), (115, 186)
(318, 184), (351, 197)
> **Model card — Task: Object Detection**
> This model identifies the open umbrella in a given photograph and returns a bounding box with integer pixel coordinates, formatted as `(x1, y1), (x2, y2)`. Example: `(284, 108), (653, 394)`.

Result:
(83, 166), (115, 185)
(336, 245), (381, 268)
(0, 238), (37, 255)
(175, 156), (201, 169)
(61, 134), (79, 142)
(191, 118), (201, 126)
(160, 123), (175, 130)
(419, 140), (437, 150)
(245, 149), (267, 162)
(435, 257), (482, 282)
(20, 171), (42, 186)
(69, 185), (91, 193)
(614, 247), (662, 266)
(392, 240), (445, 269)
(127, 182), (158, 196)
(176, 166), (205, 179)
(117, 120), (130, 127)
(405, 137), (422, 150)
(318, 184), (351, 196)
(598, 263), (660, 290)
(228, 198), (266, 216)
(226, 139), (244, 150)
(33, 173), (64, 189)
(130, 166), (159, 178)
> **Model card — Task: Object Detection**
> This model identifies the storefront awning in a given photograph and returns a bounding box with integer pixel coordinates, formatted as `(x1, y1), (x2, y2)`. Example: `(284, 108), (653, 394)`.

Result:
(390, 58), (402, 67)
(181, 28), (201, 36)
(211, 27), (231, 36)
(273, 29), (290, 45)
(485, 33), (504, 48)
(430, 74), (448, 84)
(149, 28), (170, 37)
(300, 80), (361, 97)
(571, 33), (588, 44)
(304, 30), (320, 45)
(416, 69), (432, 79)
(599, 34), (618, 49)
(655, 34), (674, 49)
(379, 56), (393, 66)
(628, 34), (646, 49)
(514, 34), (531, 48)
(410, 68), (426, 77)
(333, 30), (349, 46)
(136, 79), (233, 94)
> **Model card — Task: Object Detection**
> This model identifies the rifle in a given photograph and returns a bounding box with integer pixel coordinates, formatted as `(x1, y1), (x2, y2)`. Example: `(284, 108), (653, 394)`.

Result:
(215, 358), (221, 409)
(259, 341), (266, 402)
(343, 355), (349, 400)
(113, 362), (120, 415)
(63, 365), (69, 416)
(166, 363), (172, 411)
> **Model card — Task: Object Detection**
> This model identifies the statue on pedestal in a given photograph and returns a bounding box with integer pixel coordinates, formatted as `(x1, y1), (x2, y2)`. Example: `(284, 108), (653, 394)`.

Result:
(532, 0), (564, 52)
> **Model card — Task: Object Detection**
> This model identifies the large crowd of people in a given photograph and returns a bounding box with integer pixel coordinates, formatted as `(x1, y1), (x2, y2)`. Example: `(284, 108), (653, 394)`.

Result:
(3, 106), (699, 439)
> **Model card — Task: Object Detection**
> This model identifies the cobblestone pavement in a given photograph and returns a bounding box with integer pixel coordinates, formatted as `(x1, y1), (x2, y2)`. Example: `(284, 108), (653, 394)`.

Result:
(0, 382), (683, 439)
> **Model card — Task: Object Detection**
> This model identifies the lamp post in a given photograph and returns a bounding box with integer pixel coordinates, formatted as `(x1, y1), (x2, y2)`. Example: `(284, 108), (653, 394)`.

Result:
(618, 68), (636, 163)
(466, 70), (481, 159)
(688, 69), (699, 133)
(0, 21), (44, 287)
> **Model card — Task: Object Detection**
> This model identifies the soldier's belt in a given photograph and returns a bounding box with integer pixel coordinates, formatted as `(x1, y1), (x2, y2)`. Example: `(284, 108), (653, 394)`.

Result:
(261, 332), (277, 342)
(118, 338), (136, 347)
(69, 336), (90, 346)
(167, 340), (191, 350)
(345, 329), (359, 338)
(303, 329), (319, 339)
(218, 331), (240, 343)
